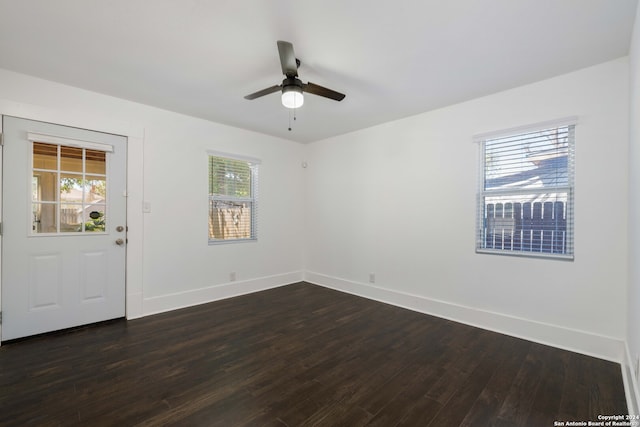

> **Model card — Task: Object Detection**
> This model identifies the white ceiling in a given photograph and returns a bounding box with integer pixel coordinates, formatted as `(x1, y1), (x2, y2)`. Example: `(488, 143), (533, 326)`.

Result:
(0, 0), (637, 143)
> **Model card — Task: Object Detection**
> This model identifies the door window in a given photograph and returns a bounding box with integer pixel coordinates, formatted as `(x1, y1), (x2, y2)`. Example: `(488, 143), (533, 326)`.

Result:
(32, 142), (108, 234)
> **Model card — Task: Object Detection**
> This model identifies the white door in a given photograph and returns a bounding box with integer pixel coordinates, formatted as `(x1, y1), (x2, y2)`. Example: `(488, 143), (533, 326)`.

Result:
(1, 116), (127, 341)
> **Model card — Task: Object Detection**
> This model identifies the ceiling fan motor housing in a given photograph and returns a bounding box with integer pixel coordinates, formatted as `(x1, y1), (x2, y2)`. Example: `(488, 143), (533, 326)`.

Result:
(282, 77), (303, 91)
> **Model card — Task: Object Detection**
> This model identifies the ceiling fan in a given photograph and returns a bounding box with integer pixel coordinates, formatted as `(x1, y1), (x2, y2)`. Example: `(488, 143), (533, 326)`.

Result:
(244, 41), (346, 109)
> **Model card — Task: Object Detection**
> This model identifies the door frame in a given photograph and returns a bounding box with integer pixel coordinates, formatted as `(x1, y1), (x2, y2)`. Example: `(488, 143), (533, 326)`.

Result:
(0, 100), (145, 344)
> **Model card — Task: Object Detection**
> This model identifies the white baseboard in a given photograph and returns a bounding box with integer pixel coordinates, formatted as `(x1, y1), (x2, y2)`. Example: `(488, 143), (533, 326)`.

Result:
(623, 343), (640, 415)
(304, 271), (625, 363)
(142, 271), (304, 316)
(126, 291), (144, 320)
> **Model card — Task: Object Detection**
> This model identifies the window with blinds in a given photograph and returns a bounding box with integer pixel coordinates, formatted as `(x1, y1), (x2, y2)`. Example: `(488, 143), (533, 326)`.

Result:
(476, 120), (575, 259)
(208, 153), (259, 244)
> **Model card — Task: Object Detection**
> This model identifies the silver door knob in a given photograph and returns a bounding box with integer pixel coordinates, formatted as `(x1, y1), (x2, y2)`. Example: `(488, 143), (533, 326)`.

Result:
(115, 238), (125, 246)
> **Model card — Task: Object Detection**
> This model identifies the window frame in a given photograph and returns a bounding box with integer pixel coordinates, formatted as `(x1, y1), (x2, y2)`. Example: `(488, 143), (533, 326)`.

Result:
(475, 117), (577, 260)
(207, 151), (260, 245)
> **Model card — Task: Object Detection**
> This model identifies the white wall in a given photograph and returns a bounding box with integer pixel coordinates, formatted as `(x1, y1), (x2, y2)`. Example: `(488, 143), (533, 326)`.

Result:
(305, 58), (630, 360)
(0, 68), (306, 318)
(0, 56), (631, 363)
(627, 0), (640, 412)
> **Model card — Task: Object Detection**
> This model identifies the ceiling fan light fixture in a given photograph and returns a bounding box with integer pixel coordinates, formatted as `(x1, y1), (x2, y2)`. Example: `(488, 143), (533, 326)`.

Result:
(282, 85), (304, 109)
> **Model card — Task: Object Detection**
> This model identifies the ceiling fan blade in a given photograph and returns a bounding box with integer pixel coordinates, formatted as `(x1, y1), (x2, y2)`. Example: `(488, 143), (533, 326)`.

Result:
(303, 82), (346, 101)
(277, 40), (298, 77)
(244, 85), (282, 100)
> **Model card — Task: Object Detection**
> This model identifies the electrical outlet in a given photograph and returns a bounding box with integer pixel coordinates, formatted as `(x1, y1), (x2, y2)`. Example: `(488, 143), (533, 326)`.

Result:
(369, 273), (375, 283)
(230, 272), (237, 282)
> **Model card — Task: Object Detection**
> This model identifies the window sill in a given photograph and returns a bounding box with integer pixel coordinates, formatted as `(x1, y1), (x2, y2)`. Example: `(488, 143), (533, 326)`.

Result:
(208, 238), (257, 246)
(476, 248), (574, 261)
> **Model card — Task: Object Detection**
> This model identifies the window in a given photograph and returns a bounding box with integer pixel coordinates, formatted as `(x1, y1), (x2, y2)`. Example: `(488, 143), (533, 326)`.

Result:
(31, 140), (108, 234)
(208, 152), (259, 243)
(475, 119), (576, 259)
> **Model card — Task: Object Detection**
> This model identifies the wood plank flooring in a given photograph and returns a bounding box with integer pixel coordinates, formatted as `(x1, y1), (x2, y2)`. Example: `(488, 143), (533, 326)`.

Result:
(0, 282), (628, 426)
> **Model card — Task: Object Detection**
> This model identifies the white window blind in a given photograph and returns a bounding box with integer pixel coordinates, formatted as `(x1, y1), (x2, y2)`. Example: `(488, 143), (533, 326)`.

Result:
(476, 122), (575, 259)
(208, 153), (259, 243)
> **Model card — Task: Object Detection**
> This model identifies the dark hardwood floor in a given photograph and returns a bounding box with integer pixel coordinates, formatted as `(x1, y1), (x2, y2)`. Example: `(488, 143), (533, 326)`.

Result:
(0, 282), (627, 426)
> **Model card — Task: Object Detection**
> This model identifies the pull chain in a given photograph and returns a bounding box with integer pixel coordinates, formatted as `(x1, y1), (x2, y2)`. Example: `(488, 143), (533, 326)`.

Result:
(288, 108), (297, 131)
